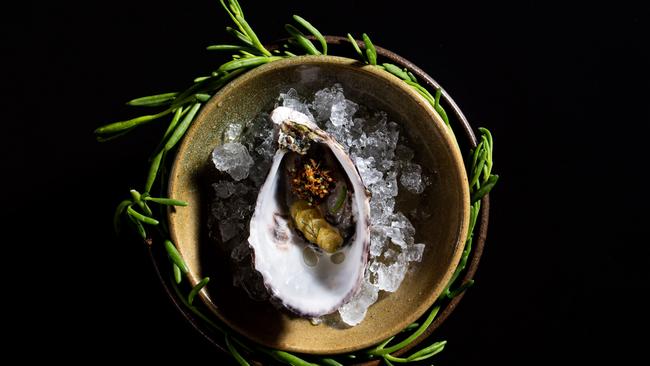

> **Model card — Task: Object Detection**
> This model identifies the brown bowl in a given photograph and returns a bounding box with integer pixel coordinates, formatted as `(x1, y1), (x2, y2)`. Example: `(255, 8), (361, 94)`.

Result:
(167, 55), (470, 354)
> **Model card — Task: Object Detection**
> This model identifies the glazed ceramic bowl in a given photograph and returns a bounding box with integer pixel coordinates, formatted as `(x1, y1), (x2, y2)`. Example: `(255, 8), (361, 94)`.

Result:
(167, 55), (470, 354)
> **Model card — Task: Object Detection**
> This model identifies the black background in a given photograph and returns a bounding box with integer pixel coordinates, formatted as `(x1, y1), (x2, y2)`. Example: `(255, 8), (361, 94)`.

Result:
(7, 0), (648, 364)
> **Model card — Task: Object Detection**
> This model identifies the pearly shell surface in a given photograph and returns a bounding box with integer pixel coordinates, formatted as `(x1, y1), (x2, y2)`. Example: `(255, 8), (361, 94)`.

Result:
(247, 106), (371, 317)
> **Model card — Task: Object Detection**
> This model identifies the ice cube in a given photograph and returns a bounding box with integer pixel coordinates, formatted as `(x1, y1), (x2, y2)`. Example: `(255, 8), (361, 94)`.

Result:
(223, 123), (243, 143)
(370, 226), (388, 256)
(231, 241), (251, 262)
(212, 142), (254, 181)
(338, 280), (379, 326)
(368, 260), (381, 273)
(280, 88), (315, 122)
(400, 162), (425, 194)
(370, 171), (398, 198)
(354, 156), (383, 186)
(233, 266), (269, 301)
(219, 219), (238, 242)
(312, 84), (344, 121)
(212, 181), (235, 199)
(376, 260), (408, 292)
(369, 197), (395, 225)
(330, 98), (347, 127)
(406, 243), (425, 262)
(330, 98), (358, 127)
(391, 212), (416, 239)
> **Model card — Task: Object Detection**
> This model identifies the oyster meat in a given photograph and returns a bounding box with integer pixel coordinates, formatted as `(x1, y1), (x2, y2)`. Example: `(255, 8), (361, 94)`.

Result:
(247, 106), (371, 317)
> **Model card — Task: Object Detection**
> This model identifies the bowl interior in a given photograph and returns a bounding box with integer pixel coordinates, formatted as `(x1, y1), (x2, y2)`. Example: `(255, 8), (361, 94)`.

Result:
(168, 56), (469, 354)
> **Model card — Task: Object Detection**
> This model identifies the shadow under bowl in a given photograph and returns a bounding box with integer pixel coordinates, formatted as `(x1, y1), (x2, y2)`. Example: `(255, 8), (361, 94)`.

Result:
(168, 55), (469, 354)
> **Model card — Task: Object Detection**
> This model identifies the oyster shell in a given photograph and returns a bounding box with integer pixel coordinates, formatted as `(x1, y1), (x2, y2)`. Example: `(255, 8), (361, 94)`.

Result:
(247, 106), (371, 317)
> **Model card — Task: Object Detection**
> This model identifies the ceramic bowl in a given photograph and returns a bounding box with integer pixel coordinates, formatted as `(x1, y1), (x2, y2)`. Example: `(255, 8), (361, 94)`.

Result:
(168, 55), (470, 354)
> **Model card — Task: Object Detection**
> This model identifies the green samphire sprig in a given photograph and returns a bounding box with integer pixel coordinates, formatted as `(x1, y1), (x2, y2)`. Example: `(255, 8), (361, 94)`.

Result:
(97, 1), (498, 365)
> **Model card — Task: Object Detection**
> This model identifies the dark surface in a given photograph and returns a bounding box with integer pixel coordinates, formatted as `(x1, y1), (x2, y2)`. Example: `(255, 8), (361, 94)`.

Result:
(8, 0), (648, 364)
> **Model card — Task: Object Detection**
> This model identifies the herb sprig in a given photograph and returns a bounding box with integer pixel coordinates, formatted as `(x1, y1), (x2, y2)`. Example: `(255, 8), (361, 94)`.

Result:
(97, 1), (498, 364)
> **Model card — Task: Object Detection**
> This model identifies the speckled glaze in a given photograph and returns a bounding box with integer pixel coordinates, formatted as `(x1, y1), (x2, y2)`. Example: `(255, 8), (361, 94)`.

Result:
(167, 56), (470, 354)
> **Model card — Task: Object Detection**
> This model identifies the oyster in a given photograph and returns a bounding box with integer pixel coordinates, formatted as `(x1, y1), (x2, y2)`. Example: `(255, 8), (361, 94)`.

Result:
(247, 106), (371, 317)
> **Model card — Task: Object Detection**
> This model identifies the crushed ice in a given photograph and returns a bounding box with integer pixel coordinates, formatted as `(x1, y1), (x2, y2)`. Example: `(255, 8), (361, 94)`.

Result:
(211, 142), (254, 181)
(210, 84), (430, 326)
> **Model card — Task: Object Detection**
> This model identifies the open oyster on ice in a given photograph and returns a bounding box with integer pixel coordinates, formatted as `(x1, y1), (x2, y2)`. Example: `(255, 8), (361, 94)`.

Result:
(248, 106), (371, 317)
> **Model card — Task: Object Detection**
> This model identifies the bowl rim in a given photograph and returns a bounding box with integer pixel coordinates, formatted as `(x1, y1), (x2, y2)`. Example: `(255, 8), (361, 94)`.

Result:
(154, 36), (490, 361)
